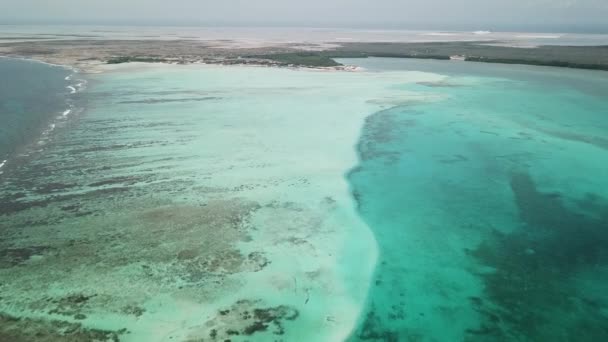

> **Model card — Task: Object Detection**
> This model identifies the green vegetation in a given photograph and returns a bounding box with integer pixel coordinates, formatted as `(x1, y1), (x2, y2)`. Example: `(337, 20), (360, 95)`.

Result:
(3, 38), (608, 71)
(106, 56), (168, 64)
(328, 42), (608, 71)
(250, 51), (449, 67)
(327, 50), (450, 60)
(248, 52), (342, 67)
(465, 56), (608, 71)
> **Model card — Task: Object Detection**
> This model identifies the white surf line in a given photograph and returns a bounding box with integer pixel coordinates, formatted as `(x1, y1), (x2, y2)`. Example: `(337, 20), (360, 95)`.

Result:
(36, 124), (56, 146)
(75, 80), (88, 91)
(65, 79), (88, 94)
(0, 159), (8, 174)
(62, 109), (72, 117)
(65, 74), (73, 81)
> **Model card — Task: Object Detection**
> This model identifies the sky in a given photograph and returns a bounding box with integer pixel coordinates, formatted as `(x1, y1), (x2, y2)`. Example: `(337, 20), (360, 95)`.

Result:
(1, 0), (607, 32)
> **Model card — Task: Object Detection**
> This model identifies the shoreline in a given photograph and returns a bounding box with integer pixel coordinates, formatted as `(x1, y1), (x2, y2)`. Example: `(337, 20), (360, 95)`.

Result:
(0, 55), (80, 72)
(2, 39), (608, 73)
(0, 54), (363, 74)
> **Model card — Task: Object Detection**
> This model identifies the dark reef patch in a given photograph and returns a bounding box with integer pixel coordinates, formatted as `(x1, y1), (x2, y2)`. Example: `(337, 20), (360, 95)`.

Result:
(356, 305), (399, 342)
(203, 300), (299, 340)
(536, 127), (608, 151)
(0, 186), (133, 217)
(469, 171), (608, 340)
(0, 312), (126, 342)
(353, 107), (409, 163)
(33, 182), (78, 195)
(117, 96), (221, 104)
(88, 175), (146, 187)
(121, 304), (146, 317)
(0, 246), (54, 268)
(48, 293), (96, 317)
(417, 81), (462, 88)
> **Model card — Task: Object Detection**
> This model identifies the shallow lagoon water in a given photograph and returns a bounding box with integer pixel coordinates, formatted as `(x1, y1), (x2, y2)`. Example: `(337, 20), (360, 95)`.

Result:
(1, 58), (608, 341)
(0, 60), (443, 341)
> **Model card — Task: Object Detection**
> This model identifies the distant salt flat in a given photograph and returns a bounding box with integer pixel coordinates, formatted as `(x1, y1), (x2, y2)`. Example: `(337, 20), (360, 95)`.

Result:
(1, 25), (608, 47)
(516, 34), (562, 39)
(423, 32), (460, 36)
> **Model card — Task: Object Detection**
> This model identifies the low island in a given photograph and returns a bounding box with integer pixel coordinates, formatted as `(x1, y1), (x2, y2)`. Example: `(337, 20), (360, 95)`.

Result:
(1, 39), (607, 71)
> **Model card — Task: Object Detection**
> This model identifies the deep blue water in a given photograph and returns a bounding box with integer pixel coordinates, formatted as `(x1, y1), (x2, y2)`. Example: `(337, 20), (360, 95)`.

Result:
(0, 58), (71, 161)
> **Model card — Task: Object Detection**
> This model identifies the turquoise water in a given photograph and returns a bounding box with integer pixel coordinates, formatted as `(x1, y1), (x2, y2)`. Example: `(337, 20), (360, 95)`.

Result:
(344, 58), (608, 341)
(1, 57), (608, 341)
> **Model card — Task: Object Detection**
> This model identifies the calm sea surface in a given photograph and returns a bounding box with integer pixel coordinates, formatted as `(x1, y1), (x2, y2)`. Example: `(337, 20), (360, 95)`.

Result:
(0, 58), (72, 162)
(344, 58), (608, 341)
(1, 57), (607, 341)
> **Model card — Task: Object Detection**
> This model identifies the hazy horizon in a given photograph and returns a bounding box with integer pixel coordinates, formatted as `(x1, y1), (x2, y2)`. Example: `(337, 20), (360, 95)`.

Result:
(2, 0), (608, 34)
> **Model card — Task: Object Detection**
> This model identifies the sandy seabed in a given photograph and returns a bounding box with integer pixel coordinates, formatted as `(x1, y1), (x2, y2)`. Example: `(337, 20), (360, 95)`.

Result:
(0, 62), (445, 341)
